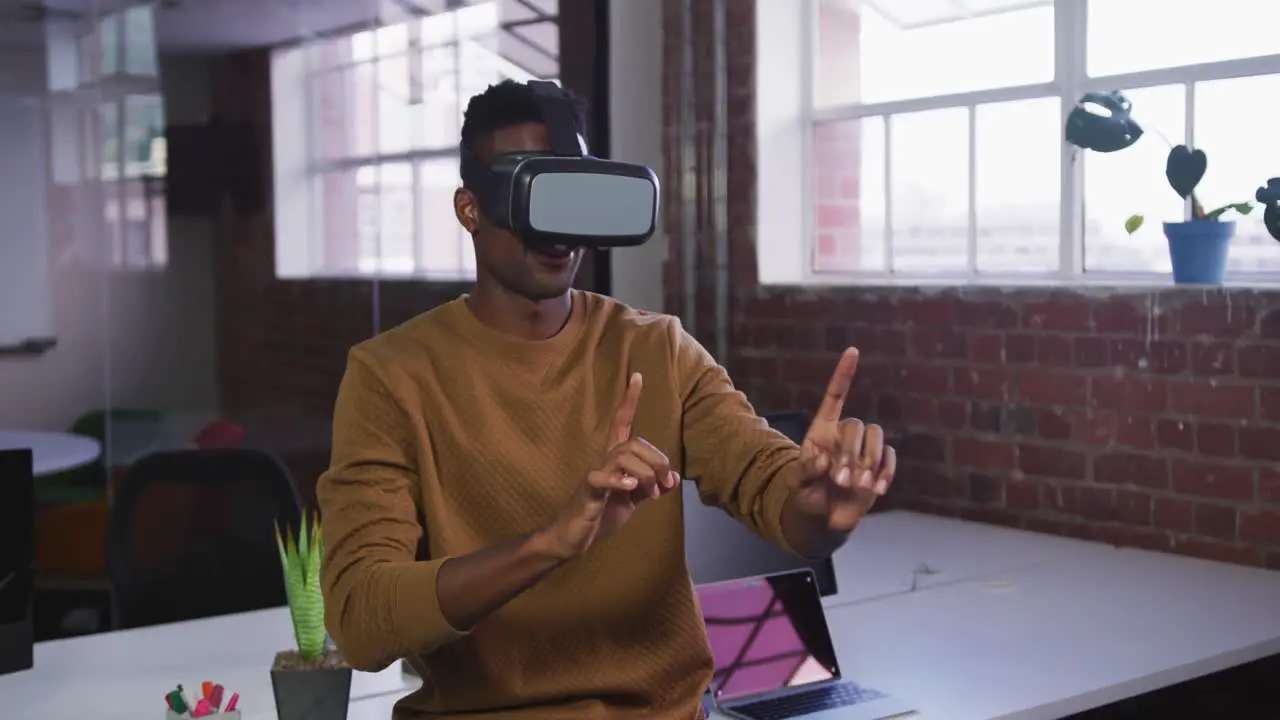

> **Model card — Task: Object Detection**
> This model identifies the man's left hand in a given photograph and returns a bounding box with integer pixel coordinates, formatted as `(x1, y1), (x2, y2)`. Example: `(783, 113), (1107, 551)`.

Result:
(791, 347), (896, 533)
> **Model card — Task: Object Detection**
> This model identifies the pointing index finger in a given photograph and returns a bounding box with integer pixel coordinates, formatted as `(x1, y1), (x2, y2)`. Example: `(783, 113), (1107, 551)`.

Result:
(610, 372), (643, 445)
(814, 348), (859, 422)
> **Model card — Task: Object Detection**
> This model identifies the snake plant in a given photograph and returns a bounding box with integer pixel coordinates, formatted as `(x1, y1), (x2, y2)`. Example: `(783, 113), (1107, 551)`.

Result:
(275, 511), (327, 662)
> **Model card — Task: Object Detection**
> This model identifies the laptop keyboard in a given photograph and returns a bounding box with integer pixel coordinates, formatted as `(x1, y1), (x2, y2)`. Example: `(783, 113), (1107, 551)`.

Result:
(731, 683), (886, 720)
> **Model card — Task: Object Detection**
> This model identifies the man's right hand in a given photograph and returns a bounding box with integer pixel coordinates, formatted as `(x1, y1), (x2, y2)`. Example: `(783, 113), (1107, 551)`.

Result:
(541, 372), (679, 560)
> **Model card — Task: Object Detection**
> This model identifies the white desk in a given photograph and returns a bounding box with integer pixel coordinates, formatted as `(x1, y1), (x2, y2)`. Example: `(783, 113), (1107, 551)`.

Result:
(0, 429), (101, 476)
(5, 512), (1280, 720)
(0, 607), (415, 720)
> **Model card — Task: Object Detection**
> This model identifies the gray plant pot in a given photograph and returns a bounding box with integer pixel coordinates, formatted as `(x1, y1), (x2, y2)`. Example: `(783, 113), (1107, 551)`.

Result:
(270, 665), (352, 720)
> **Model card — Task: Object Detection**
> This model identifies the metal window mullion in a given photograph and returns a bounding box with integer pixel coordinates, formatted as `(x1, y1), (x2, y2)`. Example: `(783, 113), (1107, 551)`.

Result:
(412, 160), (425, 273)
(799, 0), (817, 282)
(967, 104), (978, 276)
(1057, 0), (1086, 278)
(884, 114), (895, 275)
(1184, 80), (1196, 221)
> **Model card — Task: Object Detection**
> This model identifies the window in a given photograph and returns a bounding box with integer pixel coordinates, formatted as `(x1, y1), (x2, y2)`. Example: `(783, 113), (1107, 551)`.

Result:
(271, 0), (561, 280)
(774, 0), (1280, 284)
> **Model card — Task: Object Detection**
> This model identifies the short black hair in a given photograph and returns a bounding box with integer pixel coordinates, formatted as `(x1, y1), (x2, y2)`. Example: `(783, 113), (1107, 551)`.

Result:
(459, 79), (588, 160)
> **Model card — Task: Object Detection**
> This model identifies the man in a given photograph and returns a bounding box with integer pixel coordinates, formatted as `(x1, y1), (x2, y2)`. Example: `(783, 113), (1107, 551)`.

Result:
(317, 80), (896, 719)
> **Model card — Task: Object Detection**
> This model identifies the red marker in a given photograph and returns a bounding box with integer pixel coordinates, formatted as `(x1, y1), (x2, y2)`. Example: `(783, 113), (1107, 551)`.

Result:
(224, 692), (240, 712)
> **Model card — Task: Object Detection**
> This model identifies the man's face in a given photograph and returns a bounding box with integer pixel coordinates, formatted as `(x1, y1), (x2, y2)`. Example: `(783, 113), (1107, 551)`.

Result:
(453, 122), (584, 301)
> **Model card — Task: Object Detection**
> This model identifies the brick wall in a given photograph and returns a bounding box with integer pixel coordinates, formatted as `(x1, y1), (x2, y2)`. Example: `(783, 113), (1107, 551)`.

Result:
(208, 1), (602, 503)
(660, 0), (1280, 568)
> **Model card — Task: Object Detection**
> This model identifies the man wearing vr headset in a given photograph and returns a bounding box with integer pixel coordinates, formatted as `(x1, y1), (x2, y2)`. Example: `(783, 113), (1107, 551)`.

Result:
(317, 80), (896, 719)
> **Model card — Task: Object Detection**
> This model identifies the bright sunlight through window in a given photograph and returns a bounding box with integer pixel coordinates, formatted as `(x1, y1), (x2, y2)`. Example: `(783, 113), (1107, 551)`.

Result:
(801, 0), (1280, 285)
(270, 0), (559, 280)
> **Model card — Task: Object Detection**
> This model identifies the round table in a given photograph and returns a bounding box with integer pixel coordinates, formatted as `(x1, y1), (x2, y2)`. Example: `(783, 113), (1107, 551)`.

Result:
(0, 429), (103, 476)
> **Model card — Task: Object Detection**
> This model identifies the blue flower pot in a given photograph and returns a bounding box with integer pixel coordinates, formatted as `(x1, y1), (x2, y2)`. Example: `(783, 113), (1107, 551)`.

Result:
(1163, 220), (1235, 285)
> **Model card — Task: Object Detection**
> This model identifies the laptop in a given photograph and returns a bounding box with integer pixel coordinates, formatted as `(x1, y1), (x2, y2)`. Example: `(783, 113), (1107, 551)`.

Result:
(695, 569), (916, 720)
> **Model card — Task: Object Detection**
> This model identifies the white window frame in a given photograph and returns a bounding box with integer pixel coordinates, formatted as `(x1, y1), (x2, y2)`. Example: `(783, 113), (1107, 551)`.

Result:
(272, 4), (559, 281)
(757, 0), (1280, 288)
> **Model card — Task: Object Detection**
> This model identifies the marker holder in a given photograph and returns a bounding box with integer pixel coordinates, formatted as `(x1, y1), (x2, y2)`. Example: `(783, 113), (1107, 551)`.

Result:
(166, 712), (240, 719)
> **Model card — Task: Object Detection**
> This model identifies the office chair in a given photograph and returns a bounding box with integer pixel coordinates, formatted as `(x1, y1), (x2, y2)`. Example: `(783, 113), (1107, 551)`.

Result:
(763, 411), (810, 444)
(105, 448), (301, 629)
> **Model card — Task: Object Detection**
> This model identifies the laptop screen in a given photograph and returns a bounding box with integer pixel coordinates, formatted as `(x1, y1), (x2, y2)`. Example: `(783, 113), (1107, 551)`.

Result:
(695, 569), (840, 702)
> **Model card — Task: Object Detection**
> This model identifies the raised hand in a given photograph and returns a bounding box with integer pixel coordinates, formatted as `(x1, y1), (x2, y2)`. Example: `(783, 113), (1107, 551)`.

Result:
(544, 373), (681, 559)
(790, 348), (897, 533)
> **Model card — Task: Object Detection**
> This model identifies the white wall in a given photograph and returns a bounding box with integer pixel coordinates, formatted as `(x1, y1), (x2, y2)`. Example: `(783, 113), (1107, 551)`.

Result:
(607, 0), (667, 312)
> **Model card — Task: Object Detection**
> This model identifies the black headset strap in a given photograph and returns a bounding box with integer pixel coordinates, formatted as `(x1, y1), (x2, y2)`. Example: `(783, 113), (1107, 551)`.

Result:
(528, 80), (586, 157)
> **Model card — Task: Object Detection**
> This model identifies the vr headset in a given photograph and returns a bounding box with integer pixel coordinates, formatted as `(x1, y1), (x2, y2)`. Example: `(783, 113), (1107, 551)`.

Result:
(460, 80), (659, 249)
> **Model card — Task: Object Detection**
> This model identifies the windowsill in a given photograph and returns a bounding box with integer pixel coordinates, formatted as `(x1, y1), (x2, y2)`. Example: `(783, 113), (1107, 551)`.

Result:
(273, 272), (476, 284)
(764, 273), (1280, 292)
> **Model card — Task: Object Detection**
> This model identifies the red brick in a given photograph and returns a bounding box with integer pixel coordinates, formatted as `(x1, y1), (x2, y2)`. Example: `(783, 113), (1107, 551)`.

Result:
(1167, 380), (1255, 419)
(1004, 333), (1035, 363)
(1073, 336), (1110, 368)
(908, 327), (968, 360)
(1115, 417), (1155, 449)
(1261, 387), (1280, 422)
(1036, 335), (1073, 366)
(1194, 503), (1238, 540)
(1018, 444), (1087, 480)
(1261, 308), (1280, 338)
(1066, 409), (1117, 447)
(1189, 341), (1235, 376)
(900, 432), (947, 464)
(1239, 344), (1280, 379)
(1116, 489), (1152, 526)
(1171, 460), (1255, 501)
(954, 301), (1019, 329)
(1094, 296), (1163, 335)
(1094, 375), (1169, 413)
(1195, 423), (1235, 457)
(1173, 538), (1262, 566)
(1006, 478), (1041, 510)
(1094, 452), (1169, 489)
(1262, 467), (1280, 506)
(1154, 496), (1194, 533)
(1155, 418), (1195, 452)
(1240, 426), (1280, 462)
(1109, 339), (1187, 374)
(1021, 294), (1092, 332)
(895, 297), (955, 328)
(953, 367), (1011, 401)
(1018, 369), (1087, 407)
(1240, 510), (1280, 546)
(952, 437), (1016, 470)
(938, 400), (967, 430)
(1173, 297), (1257, 338)
(1036, 409), (1072, 440)
(898, 396), (939, 425)
(890, 364), (948, 396)
(969, 333), (1004, 364)
(1077, 486), (1115, 521)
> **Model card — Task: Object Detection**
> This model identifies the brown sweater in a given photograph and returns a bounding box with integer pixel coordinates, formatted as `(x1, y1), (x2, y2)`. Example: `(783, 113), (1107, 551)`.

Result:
(317, 291), (801, 719)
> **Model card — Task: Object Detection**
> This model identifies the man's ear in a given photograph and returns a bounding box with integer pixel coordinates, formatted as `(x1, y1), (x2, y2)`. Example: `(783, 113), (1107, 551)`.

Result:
(454, 188), (480, 235)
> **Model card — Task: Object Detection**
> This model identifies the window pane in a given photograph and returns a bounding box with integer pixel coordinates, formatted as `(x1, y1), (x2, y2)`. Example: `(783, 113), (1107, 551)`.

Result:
(975, 97), (1060, 273)
(1195, 74), (1280, 273)
(419, 157), (474, 278)
(813, 0), (1054, 108)
(123, 4), (158, 76)
(1083, 84), (1186, 274)
(890, 108), (969, 272)
(369, 163), (416, 275)
(812, 117), (886, 273)
(1087, 0), (1280, 77)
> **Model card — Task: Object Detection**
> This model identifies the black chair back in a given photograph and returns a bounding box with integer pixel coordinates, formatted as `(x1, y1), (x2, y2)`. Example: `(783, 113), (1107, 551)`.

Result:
(0, 449), (34, 674)
(763, 411), (811, 444)
(105, 448), (301, 629)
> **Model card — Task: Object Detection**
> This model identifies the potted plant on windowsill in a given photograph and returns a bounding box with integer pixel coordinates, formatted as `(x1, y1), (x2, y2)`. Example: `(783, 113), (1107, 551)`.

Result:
(1065, 90), (1280, 285)
(272, 511), (351, 720)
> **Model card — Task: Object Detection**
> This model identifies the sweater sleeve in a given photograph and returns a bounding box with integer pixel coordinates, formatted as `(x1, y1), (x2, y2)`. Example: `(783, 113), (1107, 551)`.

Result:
(316, 350), (467, 672)
(672, 319), (803, 555)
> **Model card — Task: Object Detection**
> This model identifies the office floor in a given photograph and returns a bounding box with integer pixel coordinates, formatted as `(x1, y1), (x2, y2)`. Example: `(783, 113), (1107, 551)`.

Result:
(1071, 654), (1280, 718)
